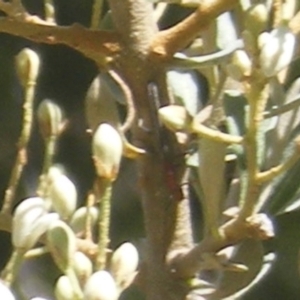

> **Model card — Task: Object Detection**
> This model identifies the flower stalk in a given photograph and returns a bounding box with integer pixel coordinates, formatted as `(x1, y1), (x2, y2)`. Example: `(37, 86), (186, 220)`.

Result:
(96, 180), (112, 270)
(1, 48), (40, 214)
(239, 75), (269, 219)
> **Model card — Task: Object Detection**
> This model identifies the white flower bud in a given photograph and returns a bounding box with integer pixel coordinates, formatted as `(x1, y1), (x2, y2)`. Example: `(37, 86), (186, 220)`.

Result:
(73, 251), (93, 285)
(233, 50), (252, 77)
(47, 220), (76, 272)
(15, 48), (40, 87)
(37, 99), (65, 138)
(25, 212), (60, 250)
(110, 242), (139, 288)
(70, 206), (99, 234)
(12, 197), (47, 250)
(55, 275), (76, 300)
(0, 280), (15, 300)
(49, 174), (77, 220)
(92, 123), (123, 181)
(158, 105), (191, 131)
(84, 271), (118, 300)
(259, 25), (296, 77)
(245, 4), (268, 36)
(85, 75), (120, 132)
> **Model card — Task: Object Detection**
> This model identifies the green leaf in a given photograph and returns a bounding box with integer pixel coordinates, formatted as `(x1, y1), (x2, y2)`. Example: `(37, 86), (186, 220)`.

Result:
(167, 70), (204, 116)
(223, 90), (247, 166)
(265, 77), (300, 166)
(170, 40), (243, 69)
(263, 137), (300, 214)
(216, 12), (238, 50)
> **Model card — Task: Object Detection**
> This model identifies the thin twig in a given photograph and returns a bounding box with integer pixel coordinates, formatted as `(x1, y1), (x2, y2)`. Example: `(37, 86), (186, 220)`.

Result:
(96, 180), (112, 270)
(150, 0), (238, 59)
(25, 246), (49, 259)
(191, 122), (243, 144)
(36, 135), (57, 198)
(256, 149), (300, 183)
(91, 0), (104, 29)
(238, 76), (269, 220)
(263, 96), (300, 118)
(44, 0), (56, 24)
(2, 79), (37, 214)
(167, 215), (271, 278)
(84, 192), (96, 241)
(108, 69), (136, 132)
(1, 249), (25, 286)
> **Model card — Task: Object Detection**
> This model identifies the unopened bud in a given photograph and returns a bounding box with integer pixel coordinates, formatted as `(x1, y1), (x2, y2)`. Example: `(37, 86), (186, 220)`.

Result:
(92, 123), (123, 181)
(55, 275), (76, 300)
(227, 50), (252, 80)
(83, 271), (118, 300)
(85, 75), (120, 132)
(45, 2), (56, 24)
(245, 4), (268, 36)
(15, 48), (40, 87)
(73, 251), (93, 285)
(70, 206), (98, 234)
(0, 280), (15, 300)
(158, 105), (191, 131)
(259, 25), (295, 77)
(110, 242), (139, 289)
(12, 197), (47, 250)
(37, 99), (65, 138)
(49, 173), (77, 220)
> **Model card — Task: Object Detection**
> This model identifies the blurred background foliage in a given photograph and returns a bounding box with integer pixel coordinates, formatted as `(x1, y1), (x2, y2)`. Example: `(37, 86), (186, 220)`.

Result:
(0, 0), (300, 299)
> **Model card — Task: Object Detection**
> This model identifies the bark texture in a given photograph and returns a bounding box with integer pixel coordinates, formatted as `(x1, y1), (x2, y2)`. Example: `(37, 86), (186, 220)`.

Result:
(108, 1), (192, 299)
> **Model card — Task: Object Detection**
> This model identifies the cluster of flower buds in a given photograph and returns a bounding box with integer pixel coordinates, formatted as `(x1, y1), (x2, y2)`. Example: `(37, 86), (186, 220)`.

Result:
(12, 197), (59, 251)
(226, 2), (296, 81)
(53, 241), (139, 300)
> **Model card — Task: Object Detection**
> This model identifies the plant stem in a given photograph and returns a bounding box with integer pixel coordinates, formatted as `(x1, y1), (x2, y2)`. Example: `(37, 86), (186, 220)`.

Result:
(1, 82), (36, 214)
(84, 192), (95, 241)
(96, 180), (112, 270)
(25, 246), (49, 259)
(44, 0), (56, 23)
(1, 249), (25, 286)
(91, 0), (104, 29)
(257, 150), (300, 183)
(192, 121), (243, 144)
(37, 135), (57, 197)
(239, 78), (268, 219)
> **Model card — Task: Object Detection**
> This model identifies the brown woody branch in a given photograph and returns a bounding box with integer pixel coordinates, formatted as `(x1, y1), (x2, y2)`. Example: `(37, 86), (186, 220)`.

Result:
(150, 0), (239, 60)
(168, 214), (273, 278)
(0, 18), (120, 65)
